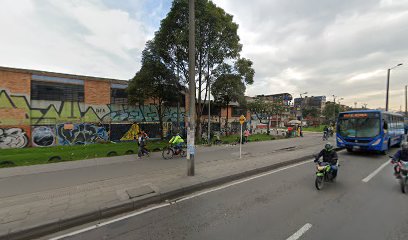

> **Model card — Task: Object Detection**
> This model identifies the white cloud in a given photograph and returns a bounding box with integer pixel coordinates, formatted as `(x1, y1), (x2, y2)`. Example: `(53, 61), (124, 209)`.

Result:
(0, 0), (151, 79)
(0, 0), (407, 111)
(213, 0), (408, 111)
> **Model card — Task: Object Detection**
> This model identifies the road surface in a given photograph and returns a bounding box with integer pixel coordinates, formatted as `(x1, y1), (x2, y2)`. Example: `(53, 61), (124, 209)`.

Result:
(46, 149), (408, 240)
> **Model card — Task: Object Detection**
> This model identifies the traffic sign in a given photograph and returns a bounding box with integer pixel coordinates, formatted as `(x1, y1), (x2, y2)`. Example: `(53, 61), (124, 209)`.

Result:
(239, 115), (246, 125)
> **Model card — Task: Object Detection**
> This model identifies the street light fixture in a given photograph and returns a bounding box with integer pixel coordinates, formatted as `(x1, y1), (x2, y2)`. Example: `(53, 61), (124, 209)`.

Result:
(385, 63), (403, 111)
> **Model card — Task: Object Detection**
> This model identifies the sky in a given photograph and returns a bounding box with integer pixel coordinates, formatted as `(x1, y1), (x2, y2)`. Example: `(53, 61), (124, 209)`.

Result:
(0, 0), (407, 111)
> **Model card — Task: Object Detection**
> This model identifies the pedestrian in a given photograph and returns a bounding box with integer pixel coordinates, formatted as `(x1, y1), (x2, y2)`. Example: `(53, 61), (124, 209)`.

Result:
(244, 129), (250, 143)
(137, 130), (149, 159)
(300, 126), (303, 137)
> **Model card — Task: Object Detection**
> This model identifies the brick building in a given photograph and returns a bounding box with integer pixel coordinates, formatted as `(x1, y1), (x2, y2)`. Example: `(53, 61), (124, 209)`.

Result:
(0, 66), (186, 148)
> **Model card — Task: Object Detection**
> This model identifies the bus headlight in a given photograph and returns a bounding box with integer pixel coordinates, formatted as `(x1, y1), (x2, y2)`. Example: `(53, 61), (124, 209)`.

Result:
(372, 139), (382, 146)
(337, 137), (344, 144)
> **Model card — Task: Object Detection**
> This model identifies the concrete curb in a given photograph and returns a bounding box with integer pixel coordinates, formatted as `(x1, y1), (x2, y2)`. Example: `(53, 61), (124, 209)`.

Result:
(2, 148), (343, 240)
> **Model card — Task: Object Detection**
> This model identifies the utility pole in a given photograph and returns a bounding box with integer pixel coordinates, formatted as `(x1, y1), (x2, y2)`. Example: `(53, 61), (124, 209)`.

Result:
(405, 85), (407, 117)
(354, 102), (357, 110)
(187, 0), (196, 176)
(332, 95), (337, 123)
(385, 63), (403, 111)
(208, 80), (211, 144)
(386, 68), (390, 111)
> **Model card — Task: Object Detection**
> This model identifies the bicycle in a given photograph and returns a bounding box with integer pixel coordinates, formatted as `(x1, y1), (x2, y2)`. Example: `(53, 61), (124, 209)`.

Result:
(162, 144), (187, 159)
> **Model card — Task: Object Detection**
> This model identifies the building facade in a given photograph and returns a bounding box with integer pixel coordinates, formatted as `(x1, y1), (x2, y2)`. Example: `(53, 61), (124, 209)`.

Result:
(0, 67), (186, 149)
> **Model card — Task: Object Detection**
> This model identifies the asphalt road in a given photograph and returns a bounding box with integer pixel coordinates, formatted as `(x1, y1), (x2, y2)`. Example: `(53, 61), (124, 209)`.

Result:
(46, 148), (408, 240)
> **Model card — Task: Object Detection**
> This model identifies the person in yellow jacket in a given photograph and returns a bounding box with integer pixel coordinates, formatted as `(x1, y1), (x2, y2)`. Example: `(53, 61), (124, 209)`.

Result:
(169, 133), (184, 153)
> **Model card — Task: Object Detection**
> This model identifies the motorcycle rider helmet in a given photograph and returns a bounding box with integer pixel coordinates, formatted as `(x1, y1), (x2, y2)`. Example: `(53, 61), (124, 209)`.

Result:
(402, 142), (408, 151)
(324, 142), (333, 151)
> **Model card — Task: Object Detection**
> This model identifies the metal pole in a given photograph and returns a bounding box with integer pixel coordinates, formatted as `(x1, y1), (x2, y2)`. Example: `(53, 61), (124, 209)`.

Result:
(177, 101), (180, 132)
(208, 81), (211, 144)
(239, 123), (242, 159)
(405, 85), (407, 116)
(386, 68), (390, 111)
(187, 0), (195, 176)
(332, 95), (336, 123)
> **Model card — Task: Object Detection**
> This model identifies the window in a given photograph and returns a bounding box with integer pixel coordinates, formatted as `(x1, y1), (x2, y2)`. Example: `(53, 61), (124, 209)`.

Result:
(232, 107), (246, 117)
(111, 88), (128, 104)
(31, 81), (84, 102)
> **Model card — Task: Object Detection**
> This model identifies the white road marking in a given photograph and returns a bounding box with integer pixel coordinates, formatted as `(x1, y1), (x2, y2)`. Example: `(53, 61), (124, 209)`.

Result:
(362, 160), (390, 183)
(49, 159), (313, 240)
(286, 223), (312, 240)
(48, 203), (171, 240)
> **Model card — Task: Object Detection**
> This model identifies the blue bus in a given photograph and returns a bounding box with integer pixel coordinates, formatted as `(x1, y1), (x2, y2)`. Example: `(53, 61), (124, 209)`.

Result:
(405, 117), (408, 134)
(336, 110), (405, 154)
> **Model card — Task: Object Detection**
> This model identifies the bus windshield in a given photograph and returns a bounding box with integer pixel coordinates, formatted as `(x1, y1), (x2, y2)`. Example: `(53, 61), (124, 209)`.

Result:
(337, 113), (380, 138)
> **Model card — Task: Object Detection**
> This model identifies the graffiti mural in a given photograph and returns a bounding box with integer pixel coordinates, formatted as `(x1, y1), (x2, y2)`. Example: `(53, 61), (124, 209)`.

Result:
(56, 123), (108, 145)
(0, 127), (29, 149)
(1, 90), (186, 125)
(32, 126), (56, 147)
(107, 104), (185, 123)
(120, 124), (140, 141)
(1, 89), (185, 148)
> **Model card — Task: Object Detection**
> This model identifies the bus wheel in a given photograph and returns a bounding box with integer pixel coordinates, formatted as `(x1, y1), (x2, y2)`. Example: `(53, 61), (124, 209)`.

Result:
(346, 148), (353, 153)
(381, 142), (390, 155)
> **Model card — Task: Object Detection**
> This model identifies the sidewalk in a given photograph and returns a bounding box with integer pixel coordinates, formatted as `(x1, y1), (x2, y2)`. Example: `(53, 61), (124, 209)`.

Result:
(0, 133), (329, 240)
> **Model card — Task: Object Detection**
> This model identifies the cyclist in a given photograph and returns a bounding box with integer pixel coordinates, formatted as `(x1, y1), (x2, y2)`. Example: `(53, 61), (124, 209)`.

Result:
(169, 133), (185, 154)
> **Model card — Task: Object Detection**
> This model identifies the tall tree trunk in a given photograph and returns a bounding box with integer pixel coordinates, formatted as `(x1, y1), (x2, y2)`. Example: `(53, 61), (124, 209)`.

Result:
(225, 104), (229, 136)
(157, 103), (164, 139)
(196, 53), (203, 140)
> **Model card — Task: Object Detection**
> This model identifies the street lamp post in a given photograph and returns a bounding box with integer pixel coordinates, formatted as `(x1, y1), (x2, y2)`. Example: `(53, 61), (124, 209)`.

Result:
(405, 85), (407, 117)
(187, 0), (196, 176)
(385, 63), (403, 111)
(332, 95), (337, 123)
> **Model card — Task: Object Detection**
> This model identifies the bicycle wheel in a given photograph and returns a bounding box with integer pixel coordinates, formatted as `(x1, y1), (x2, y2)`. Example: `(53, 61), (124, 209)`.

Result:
(180, 147), (187, 157)
(162, 147), (174, 159)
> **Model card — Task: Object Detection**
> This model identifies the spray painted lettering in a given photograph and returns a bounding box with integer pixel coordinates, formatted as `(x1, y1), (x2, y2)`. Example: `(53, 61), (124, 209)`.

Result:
(0, 128), (29, 149)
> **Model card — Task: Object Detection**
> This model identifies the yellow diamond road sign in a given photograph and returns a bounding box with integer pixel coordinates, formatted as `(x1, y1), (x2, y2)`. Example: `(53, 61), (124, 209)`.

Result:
(239, 115), (246, 125)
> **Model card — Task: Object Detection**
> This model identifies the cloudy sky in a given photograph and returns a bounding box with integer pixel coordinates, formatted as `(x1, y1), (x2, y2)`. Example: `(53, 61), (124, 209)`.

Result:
(0, 0), (407, 111)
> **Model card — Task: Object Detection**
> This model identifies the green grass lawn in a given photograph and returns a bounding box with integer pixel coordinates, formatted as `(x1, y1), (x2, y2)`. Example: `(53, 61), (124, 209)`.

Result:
(219, 133), (285, 144)
(302, 125), (327, 132)
(0, 133), (286, 168)
(0, 140), (167, 168)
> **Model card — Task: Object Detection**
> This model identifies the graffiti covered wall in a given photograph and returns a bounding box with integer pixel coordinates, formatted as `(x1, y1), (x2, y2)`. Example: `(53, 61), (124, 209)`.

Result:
(0, 68), (186, 149)
(0, 126), (30, 149)
(56, 123), (108, 146)
(32, 126), (56, 147)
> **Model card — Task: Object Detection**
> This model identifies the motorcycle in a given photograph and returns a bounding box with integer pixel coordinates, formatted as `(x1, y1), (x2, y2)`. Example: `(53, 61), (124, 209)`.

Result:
(322, 131), (329, 141)
(315, 161), (339, 190)
(391, 157), (408, 194)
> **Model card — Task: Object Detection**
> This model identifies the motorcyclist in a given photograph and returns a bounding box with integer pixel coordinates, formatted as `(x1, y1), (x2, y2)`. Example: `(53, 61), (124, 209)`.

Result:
(391, 142), (408, 179)
(314, 142), (338, 178)
(169, 132), (185, 154)
(323, 126), (329, 140)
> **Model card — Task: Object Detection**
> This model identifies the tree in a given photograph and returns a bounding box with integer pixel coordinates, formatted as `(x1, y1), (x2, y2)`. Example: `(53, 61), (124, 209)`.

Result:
(322, 102), (341, 123)
(128, 41), (180, 139)
(211, 60), (254, 135)
(247, 97), (286, 135)
(152, 0), (252, 138)
(302, 107), (320, 119)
